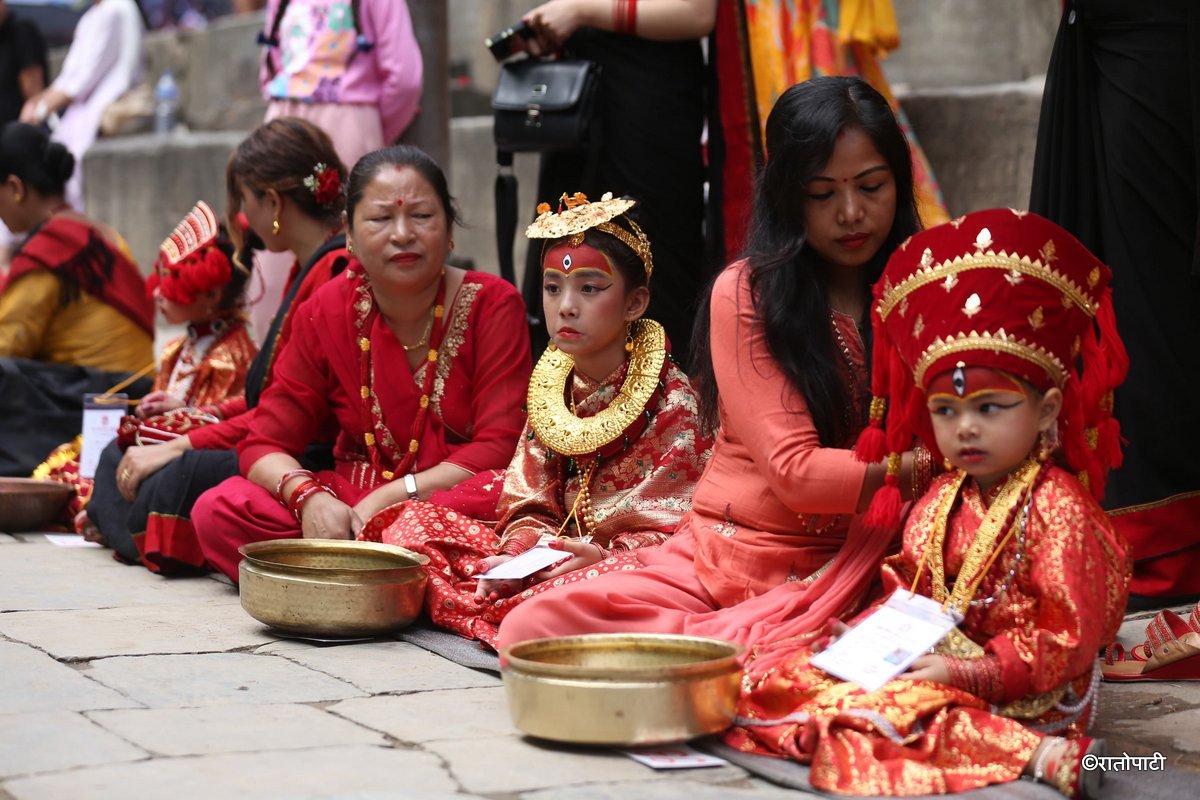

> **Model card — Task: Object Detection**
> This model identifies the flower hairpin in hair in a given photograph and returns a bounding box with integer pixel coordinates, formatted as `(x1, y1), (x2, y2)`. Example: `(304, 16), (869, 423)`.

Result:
(303, 163), (342, 208)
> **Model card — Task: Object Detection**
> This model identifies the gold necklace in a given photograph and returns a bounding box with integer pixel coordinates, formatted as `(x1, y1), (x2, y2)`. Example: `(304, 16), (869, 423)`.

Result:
(527, 318), (666, 456)
(400, 311), (435, 352)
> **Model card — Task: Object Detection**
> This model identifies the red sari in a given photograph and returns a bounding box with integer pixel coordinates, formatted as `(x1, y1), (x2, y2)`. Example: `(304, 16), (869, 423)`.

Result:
(193, 269), (532, 580)
(362, 357), (711, 649)
(726, 466), (1130, 796)
(498, 263), (895, 653)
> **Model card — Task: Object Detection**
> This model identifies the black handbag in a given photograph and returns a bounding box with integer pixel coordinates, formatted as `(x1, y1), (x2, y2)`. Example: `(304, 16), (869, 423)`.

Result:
(492, 58), (603, 287)
(492, 58), (601, 153)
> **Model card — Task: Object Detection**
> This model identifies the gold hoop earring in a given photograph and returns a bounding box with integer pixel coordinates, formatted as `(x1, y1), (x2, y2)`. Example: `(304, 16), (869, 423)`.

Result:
(271, 218), (280, 236)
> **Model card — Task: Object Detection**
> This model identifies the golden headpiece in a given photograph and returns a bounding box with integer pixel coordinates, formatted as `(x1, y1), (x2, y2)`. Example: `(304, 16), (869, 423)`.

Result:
(525, 192), (654, 281)
(149, 201), (232, 305)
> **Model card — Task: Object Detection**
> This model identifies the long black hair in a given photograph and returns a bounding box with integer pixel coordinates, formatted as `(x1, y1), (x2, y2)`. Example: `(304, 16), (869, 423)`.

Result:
(690, 76), (921, 444)
(0, 122), (74, 197)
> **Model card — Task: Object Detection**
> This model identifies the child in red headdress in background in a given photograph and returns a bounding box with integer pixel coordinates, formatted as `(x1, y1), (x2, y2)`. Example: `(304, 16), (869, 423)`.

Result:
(728, 209), (1131, 800)
(34, 201), (257, 525)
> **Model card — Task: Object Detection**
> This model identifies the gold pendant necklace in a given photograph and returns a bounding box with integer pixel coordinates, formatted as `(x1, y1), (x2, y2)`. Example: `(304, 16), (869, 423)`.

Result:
(527, 318), (666, 456)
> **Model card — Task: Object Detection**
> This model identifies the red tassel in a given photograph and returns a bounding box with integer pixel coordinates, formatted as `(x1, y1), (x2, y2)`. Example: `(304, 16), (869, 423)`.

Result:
(865, 477), (903, 527)
(855, 399), (888, 463)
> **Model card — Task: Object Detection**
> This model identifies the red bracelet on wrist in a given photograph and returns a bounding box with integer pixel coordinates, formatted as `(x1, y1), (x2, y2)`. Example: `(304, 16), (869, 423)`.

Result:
(286, 478), (334, 523)
(613, 0), (637, 34)
(276, 468), (316, 502)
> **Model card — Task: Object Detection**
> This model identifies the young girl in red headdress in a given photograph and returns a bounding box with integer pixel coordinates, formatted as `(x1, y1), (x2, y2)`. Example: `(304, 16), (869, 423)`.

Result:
(360, 193), (712, 649)
(34, 201), (256, 525)
(727, 208), (1131, 800)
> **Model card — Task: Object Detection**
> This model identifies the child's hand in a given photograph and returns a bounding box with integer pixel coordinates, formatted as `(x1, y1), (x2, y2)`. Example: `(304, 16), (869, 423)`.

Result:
(811, 619), (850, 653)
(531, 538), (606, 582)
(474, 555), (522, 604)
(900, 654), (951, 685)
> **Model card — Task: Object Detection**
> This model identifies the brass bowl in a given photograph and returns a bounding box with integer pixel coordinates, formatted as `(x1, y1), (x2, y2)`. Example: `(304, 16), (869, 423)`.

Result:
(238, 539), (429, 637)
(0, 478), (73, 533)
(502, 633), (744, 746)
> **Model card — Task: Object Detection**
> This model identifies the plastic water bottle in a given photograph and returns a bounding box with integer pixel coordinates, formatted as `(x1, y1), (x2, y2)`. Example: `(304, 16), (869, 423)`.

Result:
(153, 71), (180, 135)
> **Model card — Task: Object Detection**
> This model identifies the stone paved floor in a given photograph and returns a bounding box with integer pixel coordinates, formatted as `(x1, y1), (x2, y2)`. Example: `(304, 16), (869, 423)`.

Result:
(2, 532), (1197, 799)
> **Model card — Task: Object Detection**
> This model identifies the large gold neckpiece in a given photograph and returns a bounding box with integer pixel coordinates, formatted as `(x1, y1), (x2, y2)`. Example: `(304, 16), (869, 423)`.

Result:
(527, 318), (666, 456)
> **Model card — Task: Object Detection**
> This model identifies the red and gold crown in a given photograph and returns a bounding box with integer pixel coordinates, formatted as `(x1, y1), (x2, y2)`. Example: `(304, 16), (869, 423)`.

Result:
(147, 201), (232, 305)
(856, 208), (1128, 522)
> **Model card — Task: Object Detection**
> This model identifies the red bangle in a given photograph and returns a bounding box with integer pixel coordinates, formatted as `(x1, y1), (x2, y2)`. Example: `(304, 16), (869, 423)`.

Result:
(613, 0), (637, 34)
(286, 478), (334, 523)
(276, 468), (316, 502)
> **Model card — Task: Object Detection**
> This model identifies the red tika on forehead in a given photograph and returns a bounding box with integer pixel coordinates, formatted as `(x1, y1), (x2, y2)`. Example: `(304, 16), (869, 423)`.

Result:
(542, 242), (613, 276)
(926, 366), (1028, 400)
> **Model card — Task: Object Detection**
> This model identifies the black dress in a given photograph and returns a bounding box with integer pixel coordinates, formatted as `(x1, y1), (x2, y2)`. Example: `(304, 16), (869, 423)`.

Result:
(1030, 0), (1200, 602)
(522, 29), (709, 367)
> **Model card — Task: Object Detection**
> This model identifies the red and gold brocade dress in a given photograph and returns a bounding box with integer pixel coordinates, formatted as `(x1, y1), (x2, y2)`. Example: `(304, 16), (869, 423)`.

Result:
(728, 465), (1130, 796)
(365, 329), (712, 650)
(33, 318), (257, 519)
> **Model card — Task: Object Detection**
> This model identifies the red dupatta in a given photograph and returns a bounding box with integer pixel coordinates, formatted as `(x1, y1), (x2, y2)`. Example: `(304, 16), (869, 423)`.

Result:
(2, 215), (154, 334)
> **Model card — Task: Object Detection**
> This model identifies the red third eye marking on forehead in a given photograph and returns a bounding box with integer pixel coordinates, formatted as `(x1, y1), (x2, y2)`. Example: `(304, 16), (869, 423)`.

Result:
(394, 198), (404, 207)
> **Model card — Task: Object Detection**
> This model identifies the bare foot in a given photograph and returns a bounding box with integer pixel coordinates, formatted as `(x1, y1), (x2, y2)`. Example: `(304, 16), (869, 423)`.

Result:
(74, 510), (105, 545)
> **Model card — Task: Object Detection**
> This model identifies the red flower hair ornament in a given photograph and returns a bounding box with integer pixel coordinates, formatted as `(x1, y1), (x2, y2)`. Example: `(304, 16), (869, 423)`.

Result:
(303, 162), (342, 209)
(146, 201), (232, 306)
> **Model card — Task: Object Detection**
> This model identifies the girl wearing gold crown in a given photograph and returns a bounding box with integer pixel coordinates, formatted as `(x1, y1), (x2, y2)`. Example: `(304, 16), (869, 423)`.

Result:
(500, 76), (926, 653)
(726, 208), (1130, 800)
(34, 201), (257, 524)
(358, 193), (711, 649)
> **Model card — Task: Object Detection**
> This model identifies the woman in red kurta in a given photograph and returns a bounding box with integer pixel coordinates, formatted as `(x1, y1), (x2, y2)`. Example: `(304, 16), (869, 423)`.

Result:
(193, 145), (531, 580)
(362, 194), (711, 648)
(85, 118), (352, 570)
(728, 208), (1131, 800)
(498, 77), (929, 653)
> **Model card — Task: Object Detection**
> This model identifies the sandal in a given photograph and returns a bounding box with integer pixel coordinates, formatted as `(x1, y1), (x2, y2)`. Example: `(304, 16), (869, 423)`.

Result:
(1101, 607), (1200, 681)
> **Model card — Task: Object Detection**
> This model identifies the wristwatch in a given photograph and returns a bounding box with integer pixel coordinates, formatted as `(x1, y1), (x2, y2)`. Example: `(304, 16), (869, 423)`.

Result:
(403, 473), (419, 501)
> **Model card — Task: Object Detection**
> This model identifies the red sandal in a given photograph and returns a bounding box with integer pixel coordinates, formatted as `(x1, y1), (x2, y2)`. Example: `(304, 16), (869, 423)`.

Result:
(1101, 606), (1200, 682)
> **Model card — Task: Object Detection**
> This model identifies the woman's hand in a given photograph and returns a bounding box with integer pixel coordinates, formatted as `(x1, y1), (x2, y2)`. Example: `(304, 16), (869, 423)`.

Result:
(900, 654), (951, 685)
(473, 554), (524, 603)
(524, 0), (588, 56)
(116, 438), (189, 500)
(136, 391), (186, 419)
(531, 538), (606, 581)
(299, 492), (360, 540)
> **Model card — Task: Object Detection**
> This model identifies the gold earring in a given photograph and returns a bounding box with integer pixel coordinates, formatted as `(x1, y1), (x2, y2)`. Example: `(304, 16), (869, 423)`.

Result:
(271, 218), (280, 236)
(624, 323), (635, 354)
(449, 239), (455, 251)
(13, 192), (21, 202)
(943, 457), (954, 472)
(346, 239), (355, 256)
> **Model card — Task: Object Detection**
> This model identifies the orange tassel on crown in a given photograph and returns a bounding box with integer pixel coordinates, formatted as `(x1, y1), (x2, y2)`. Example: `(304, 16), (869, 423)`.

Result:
(856, 208), (1128, 525)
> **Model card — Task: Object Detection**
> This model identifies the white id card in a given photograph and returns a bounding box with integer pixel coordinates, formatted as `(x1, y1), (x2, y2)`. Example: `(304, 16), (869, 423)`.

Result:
(479, 546), (572, 580)
(809, 588), (960, 692)
(79, 393), (128, 479)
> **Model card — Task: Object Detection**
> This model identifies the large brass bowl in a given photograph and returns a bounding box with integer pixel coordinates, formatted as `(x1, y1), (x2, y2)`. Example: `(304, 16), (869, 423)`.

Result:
(238, 539), (429, 637)
(502, 633), (744, 746)
(0, 478), (73, 533)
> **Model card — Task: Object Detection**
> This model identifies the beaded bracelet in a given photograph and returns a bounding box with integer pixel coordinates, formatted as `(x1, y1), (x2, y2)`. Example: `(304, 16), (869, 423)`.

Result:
(276, 468), (317, 502)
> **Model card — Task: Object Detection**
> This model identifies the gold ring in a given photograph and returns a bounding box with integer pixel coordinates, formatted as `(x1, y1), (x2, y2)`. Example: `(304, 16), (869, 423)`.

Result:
(121, 469), (132, 482)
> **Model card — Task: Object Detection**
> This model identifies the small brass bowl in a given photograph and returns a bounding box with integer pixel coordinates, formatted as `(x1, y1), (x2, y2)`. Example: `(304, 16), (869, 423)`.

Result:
(502, 633), (744, 746)
(0, 478), (73, 533)
(238, 539), (429, 637)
